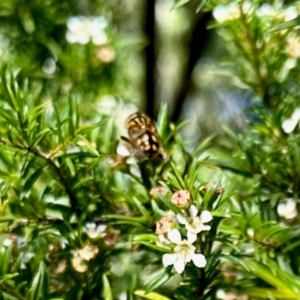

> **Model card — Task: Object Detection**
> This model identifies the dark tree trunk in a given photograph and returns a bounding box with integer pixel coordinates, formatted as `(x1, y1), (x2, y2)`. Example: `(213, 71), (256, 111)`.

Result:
(171, 11), (212, 123)
(143, 0), (156, 119)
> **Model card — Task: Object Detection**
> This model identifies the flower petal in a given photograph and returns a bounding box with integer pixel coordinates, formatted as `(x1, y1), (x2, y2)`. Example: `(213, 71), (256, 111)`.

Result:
(189, 205), (198, 217)
(162, 254), (177, 267)
(168, 229), (182, 244)
(116, 143), (131, 156)
(199, 224), (211, 232)
(174, 259), (185, 274)
(282, 118), (297, 133)
(176, 213), (188, 225)
(192, 253), (207, 268)
(200, 210), (213, 223)
(291, 107), (300, 122)
(187, 231), (197, 244)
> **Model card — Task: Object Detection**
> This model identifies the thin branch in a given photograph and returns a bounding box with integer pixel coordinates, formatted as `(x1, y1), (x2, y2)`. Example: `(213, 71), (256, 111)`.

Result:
(238, 4), (270, 108)
(0, 283), (27, 300)
(0, 138), (79, 215)
(30, 147), (79, 213)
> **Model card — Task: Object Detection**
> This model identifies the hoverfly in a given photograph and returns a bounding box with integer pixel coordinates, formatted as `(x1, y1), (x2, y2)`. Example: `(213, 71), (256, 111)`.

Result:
(116, 112), (168, 164)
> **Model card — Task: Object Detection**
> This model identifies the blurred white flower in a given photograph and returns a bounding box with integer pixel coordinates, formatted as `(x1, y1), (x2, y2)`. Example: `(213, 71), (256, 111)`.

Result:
(284, 6), (298, 22)
(20, 251), (35, 269)
(72, 252), (88, 273)
(155, 215), (174, 236)
(246, 228), (255, 237)
(162, 229), (206, 274)
(72, 244), (99, 273)
(277, 58), (297, 82)
(66, 16), (108, 45)
(96, 45), (116, 63)
(213, 2), (254, 23)
(55, 260), (67, 274)
(42, 58), (56, 74)
(177, 205), (213, 243)
(282, 107), (300, 133)
(84, 222), (107, 239)
(213, 4), (240, 23)
(217, 290), (249, 300)
(78, 244), (99, 261)
(0, 33), (9, 57)
(277, 199), (298, 220)
(96, 97), (137, 135)
(286, 33), (300, 58)
(256, 4), (276, 17)
(170, 190), (190, 208)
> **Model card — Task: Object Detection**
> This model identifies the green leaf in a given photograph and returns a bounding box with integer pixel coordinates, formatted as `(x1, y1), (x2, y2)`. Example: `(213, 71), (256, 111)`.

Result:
(206, 158), (251, 176)
(135, 290), (171, 300)
(0, 109), (18, 128)
(23, 166), (44, 194)
(222, 255), (250, 272)
(165, 172), (182, 190)
(28, 261), (48, 300)
(245, 259), (298, 293)
(192, 135), (215, 157)
(144, 268), (172, 292)
(170, 163), (185, 189)
(102, 274), (113, 300)
(53, 105), (63, 143)
(172, 0), (190, 10)
(132, 241), (171, 253)
(21, 155), (36, 178)
(242, 287), (299, 299)
(75, 120), (105, 135)
(132, 234), (158, 243)
(105, 214), (147, 226)
(0, 216), (16, 222)
(270, 15), (300, 31)
(6, 83), (19, 112)
(65, 157), (75, 177)
(0, 244), (12, 275)
(132, 197), (150, 218)
(156, 103), (169, 139)
(153, 191), (181, 214)
(0, 273), (19, 284)
(68, 96), (75, 137)
(196, 0), (210, 13)
(32, 128), (51, 147)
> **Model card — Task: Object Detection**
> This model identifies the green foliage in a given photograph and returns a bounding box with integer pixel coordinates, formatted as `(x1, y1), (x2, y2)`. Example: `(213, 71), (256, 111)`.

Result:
(0, 0), (299, 299)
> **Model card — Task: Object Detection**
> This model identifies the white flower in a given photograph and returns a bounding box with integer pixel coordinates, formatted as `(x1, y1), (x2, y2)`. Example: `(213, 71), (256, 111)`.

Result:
(72, 244), (99, 273)
(66, 16), (108, 45)
(284, 6), (298, 22)
(286, 33), (300, 58)
(282, 107), (300, 133)
(213, 2), (253, 23)
(162, 229), (206, 274)
(72, 252), (88, 273)
(256, 4), (276, 18)
(96, 45), (116, 63)
(42, 58), (56, 74)
(78, 244), (99, 261)
(84, 222), (107, 239)
(277, 199), (298, 220)
(177, 205), (213, 243)
(213, 4), (240, 23)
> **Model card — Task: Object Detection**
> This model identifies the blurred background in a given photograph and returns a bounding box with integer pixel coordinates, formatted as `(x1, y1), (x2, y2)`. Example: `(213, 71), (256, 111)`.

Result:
(0, 0), (251, 148)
